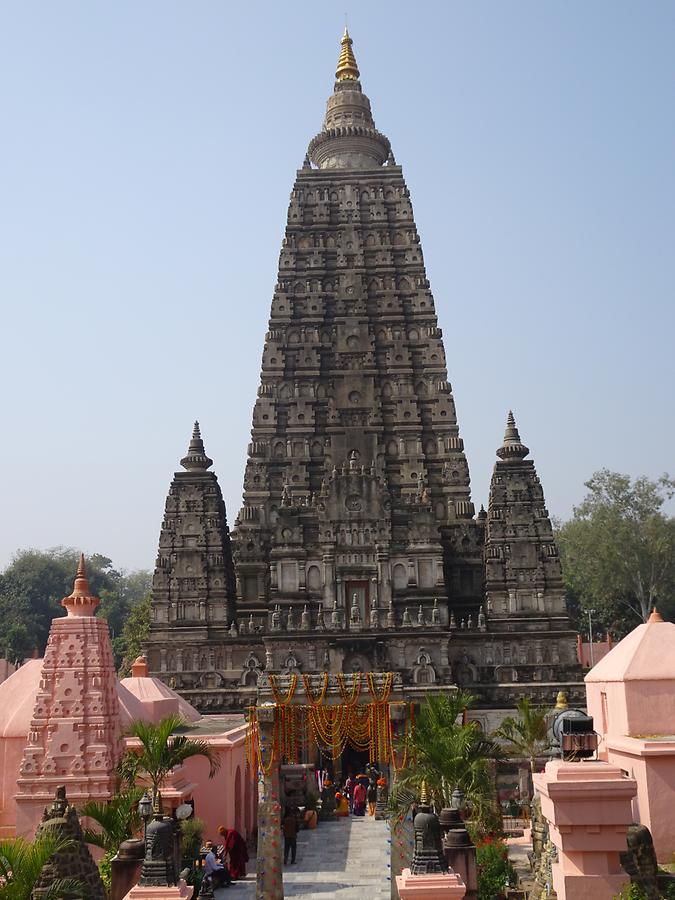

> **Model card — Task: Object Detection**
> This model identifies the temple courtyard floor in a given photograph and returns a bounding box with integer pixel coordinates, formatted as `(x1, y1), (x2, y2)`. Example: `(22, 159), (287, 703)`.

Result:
(218, 815), (392, 899)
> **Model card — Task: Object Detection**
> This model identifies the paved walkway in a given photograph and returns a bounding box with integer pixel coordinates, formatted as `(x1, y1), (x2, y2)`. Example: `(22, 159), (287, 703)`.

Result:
(217, 815), (392, 899)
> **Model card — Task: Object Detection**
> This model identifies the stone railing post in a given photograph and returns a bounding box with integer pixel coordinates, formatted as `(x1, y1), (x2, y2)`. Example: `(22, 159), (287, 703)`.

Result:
(256, 704), (284, 900)
(534, 760), (637, 900)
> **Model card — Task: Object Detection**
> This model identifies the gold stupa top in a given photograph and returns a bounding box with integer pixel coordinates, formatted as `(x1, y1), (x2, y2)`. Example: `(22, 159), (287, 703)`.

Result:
(336, 28), (360, 81)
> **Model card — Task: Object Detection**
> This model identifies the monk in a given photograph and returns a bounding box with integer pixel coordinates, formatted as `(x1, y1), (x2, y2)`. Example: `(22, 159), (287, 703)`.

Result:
(335, 791), (349, 817)
(217, 825), (249, 880)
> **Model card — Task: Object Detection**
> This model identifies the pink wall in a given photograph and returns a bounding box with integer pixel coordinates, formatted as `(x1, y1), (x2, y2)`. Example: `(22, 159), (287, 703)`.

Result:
(585, 614), (675, 862)
(0, 737), (25, 838)
(180, 725), (254, 842)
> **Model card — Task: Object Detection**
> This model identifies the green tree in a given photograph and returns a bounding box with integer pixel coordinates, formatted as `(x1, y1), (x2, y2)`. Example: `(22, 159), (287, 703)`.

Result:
(118, 714), (220, 807)
(556, 470), (675, 633)
(114, 592), (152, 676)
(0, 547), (151, 666)
(391, 692), (502, 833)
(81, 787), (143, 854)
(81, 787), (143, 891)
(493, 696), (549, 802)
(0, 832), (83, 900)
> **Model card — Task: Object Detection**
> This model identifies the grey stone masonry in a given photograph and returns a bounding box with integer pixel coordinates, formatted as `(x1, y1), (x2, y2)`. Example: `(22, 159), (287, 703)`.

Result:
(149, 422), (236, 641)
(144, 32), (583, 722)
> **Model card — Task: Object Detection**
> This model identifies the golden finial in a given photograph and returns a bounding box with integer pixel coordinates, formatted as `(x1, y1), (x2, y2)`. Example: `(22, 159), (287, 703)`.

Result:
(419, 780), (429, 805)
(336, 27), (360, 81)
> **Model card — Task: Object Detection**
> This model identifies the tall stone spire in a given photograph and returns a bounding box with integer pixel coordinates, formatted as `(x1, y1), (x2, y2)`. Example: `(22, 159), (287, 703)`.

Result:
(232, 23), (479, 634)
(308, 29), (391, 169)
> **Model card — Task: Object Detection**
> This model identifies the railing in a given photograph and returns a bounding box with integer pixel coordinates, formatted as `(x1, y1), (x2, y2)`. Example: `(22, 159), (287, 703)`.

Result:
(502, 815), (530, 835)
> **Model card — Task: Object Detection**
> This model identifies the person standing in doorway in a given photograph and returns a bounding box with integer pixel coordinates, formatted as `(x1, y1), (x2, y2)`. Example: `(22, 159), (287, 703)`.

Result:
(283, 808), (298, 864)
(345, 774), (355, 813)
(352, 779), (367, 816)
(367, 779), (377, 816)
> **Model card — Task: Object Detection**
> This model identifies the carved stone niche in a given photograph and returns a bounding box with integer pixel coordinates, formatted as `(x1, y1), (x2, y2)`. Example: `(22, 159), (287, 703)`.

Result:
(281, 652), (301, 675)
(240, 653), (263, 687)
(412, 648), (437, 685)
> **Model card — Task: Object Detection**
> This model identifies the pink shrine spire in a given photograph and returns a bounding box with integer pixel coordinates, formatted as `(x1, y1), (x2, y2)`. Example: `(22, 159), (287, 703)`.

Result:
(61, 553), (101, 617)
(15, 556), (121, 837)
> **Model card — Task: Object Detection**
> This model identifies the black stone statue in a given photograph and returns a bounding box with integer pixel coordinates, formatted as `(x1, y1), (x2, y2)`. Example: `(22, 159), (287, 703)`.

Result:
(410, 783), (447, 876)
(139, 813), (177, 887)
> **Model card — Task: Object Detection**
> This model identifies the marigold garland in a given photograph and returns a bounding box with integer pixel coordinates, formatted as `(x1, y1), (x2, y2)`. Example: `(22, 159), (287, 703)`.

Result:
(367, 671), (393, 703)
(336, 672), (361, 705)
(269, 673), (297, 705)
(244, 673), (407, 772)
(302, 673), (328, 705)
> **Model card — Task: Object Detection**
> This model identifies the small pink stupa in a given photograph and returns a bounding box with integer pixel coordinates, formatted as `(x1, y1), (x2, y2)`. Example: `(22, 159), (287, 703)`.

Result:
(14, 555), (122, 837)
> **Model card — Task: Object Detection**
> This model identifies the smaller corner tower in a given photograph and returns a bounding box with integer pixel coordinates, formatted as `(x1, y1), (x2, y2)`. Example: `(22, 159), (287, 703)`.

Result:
(147, 424), (236, 667)
(485, 412), (568, 624)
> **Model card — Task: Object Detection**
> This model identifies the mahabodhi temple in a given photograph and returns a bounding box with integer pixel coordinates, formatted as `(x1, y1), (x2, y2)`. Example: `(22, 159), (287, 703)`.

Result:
(144, 30), (583, 734)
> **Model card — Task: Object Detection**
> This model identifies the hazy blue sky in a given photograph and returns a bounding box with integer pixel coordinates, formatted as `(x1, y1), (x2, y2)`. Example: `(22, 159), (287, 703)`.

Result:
(1, 1), (673, 572)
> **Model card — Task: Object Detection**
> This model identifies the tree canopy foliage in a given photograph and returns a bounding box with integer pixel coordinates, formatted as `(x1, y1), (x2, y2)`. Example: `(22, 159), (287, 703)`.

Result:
(493, 696), (549, 800)
(391, 692), (502, 834)
(0, 547), (151, 667)
(556, 470), (675, 634)
(0, 832), (84, 900)
(118, 714), (220, 806)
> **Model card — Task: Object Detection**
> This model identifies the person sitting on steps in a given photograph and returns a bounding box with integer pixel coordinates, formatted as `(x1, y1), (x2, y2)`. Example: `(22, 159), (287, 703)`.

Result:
(203, 839), (231, 888)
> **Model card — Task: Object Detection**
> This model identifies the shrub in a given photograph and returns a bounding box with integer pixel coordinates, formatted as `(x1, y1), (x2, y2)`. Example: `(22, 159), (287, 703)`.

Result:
(180, 816), (206, 870)
(476, 836), (516, 900)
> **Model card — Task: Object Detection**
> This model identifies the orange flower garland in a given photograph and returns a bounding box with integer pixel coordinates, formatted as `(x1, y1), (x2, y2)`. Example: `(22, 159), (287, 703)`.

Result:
(302, 673), (328, 705)
(367, 671), (393, 703)
(336, 672), (361, 705)
(269, 673), (297, 705)
(245, 673), (406, 771)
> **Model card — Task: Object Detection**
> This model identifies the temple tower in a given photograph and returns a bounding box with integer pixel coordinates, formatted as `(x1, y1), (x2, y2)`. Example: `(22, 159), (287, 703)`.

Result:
(15, 557), (122, 837)
(232, 29), (482, 630)
(145, 32), (582, 721)
(483, 413), (577, 677)
(148, 423), (236, 666)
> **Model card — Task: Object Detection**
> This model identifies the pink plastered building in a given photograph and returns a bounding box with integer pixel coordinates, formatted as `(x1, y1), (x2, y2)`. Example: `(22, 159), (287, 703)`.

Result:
(585, 609), (675, 862)
(0, 558), (253, 843)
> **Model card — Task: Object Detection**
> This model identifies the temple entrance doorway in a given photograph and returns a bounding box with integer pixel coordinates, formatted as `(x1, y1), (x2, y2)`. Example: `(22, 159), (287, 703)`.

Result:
(249, 672), (408, 900)
(340, 744), (370, 781)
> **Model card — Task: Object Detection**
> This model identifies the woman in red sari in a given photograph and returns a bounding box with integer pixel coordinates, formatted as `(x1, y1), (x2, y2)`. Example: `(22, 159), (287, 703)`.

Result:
(217, 825), (249, 879)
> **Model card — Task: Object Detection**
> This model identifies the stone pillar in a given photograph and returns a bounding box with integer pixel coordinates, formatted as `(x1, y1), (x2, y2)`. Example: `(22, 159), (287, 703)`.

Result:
(111, 838), (144, 900)
(440, 810), (477, 900)
(534, 760), (637, 900)
(256, 705), (284, 900)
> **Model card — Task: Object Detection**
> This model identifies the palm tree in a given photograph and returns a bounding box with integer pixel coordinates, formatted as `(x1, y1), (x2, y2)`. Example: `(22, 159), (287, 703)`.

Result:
(119, 714), (220, 807)
(0, 832), (83, 900)
(81, 787), (144, 854)
(391, 691), (503, 833)
(493, 696), (549, 803)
